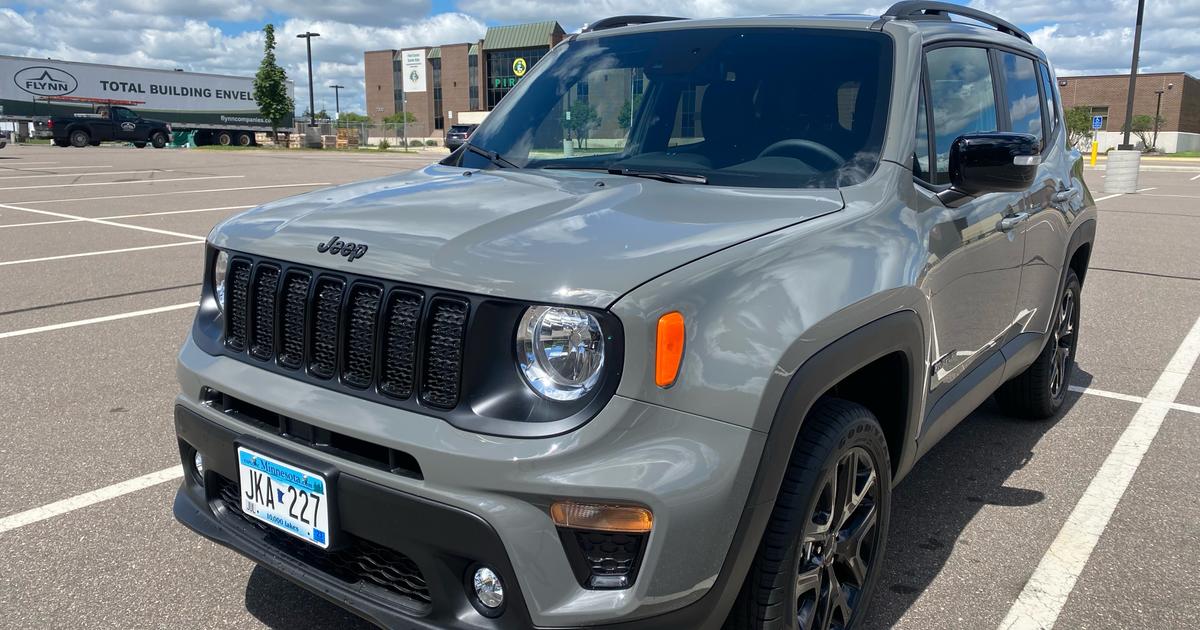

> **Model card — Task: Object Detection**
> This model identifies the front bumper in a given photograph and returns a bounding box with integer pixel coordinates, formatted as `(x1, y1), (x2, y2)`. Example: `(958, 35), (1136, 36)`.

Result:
(174, 335), (765, 627)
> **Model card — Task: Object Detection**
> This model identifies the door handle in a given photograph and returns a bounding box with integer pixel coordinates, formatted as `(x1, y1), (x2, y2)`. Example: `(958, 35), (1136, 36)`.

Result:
(999, 212), (1030, 231)
(1053, 185), (1080, 204)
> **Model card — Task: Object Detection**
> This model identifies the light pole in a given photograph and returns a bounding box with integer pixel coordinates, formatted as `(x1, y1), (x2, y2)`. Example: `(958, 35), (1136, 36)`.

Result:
(1152, 83), (1173, 151)
(296, 32), (320, 127)
(329, 84), (345, 119)
(1118, 0), (1145, 150)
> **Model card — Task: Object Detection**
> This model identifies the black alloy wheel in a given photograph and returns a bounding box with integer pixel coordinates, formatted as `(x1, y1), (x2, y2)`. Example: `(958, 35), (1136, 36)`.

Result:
(794, 446), (881, 629)
(1048, 284), (1077, 402)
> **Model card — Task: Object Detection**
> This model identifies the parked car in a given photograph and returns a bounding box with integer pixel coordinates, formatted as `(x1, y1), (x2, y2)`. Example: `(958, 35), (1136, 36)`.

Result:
(0, 130), (9, 149)
(171, 3), (1095, 629)
(444, 123), (478, 150)
(49, 105), (170, 148)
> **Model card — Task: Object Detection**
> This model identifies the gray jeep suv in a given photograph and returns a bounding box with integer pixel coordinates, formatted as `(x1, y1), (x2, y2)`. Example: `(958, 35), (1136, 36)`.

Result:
(172, 3), (1095, 628)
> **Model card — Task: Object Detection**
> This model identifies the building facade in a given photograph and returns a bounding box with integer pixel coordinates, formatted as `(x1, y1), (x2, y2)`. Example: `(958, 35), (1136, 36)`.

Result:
(1058, 71), (1200, 153)
(364, 21), (565, 137)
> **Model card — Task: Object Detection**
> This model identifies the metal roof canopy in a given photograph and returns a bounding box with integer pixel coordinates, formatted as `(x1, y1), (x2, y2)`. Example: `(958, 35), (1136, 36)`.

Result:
(482, 21), (563, 51)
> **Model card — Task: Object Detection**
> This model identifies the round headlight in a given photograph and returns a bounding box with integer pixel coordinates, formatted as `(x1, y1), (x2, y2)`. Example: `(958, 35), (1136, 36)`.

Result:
(213, 250), (229, 311)
(517, 306), (605, 401)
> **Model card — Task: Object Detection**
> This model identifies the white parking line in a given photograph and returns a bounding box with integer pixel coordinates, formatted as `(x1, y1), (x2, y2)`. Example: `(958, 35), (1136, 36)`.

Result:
(1068, 385), (1200, 415)
(0, 203), (203, 240)
(1092, 193), (1123, 202)
(0, 241), (200, 267)
(0, 302), (197, 339)
(13, 181), (331, 205)
(2, 161), (58, 166)
(0, 175), (241, 192)
(1000, 313), (1200, 630)
(0, 205), (255, 230)
(1136, 187), (1157, 192)
(1191, 173), (1200, 181)
(0, 165), (112, 171)
(0, 466), (182, 535)
(0, 169), (169, 180)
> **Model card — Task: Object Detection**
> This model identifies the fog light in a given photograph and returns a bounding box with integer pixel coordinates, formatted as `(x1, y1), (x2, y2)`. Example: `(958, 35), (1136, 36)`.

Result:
(472, 567), (504, 609)
(193, 451), (205, 479)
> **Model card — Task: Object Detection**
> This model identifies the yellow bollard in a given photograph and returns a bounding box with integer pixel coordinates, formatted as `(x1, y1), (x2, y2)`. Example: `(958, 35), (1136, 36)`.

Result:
(1090, 139), (1098, 167)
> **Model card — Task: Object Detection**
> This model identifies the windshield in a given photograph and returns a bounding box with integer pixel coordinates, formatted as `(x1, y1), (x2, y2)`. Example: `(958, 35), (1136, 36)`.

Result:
(451, 27), (893, 188)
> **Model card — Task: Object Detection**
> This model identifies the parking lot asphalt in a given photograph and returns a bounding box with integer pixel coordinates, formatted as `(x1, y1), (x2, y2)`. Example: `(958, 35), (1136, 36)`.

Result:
(1, 144), (1198, 629)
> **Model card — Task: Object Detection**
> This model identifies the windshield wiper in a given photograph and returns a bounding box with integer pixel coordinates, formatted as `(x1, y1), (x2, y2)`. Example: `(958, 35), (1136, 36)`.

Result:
(607, 167), (708, 185)
(463, 142), (520, 169)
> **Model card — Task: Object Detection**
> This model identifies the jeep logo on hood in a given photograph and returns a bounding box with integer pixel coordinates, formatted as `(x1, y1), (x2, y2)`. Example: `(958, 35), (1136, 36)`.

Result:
(14, 66), (79, 97)
(317, 236), (368, 262)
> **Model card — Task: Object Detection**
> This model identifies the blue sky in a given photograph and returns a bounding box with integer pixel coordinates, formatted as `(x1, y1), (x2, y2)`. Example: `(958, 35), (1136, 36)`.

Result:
(2, 1), (1197, 115)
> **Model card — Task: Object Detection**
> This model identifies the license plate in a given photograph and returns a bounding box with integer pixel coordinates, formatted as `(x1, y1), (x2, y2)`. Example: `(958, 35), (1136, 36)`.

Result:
(236, 447), (331, 548)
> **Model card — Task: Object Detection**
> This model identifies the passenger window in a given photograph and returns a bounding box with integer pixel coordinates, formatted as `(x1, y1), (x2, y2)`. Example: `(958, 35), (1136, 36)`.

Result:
(915, 84), (930, 180)
(1038, 62), (1060, 138)
(999, 52), (1043, 147)
(926, 47), (998, 185)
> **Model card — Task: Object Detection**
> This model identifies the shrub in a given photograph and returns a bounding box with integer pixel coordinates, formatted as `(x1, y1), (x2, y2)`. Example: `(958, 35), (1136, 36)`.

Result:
(377, 139), (391, 151)
(425, 139), (438, 147)
(409, 139), (424, 148)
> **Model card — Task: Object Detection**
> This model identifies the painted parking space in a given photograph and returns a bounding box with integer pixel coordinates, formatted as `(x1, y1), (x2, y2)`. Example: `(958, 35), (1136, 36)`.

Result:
(0, 144), (1196, 629)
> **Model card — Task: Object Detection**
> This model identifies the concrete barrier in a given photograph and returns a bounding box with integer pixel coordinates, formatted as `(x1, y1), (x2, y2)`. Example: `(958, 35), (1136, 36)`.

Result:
(1104, 150), (1141, 193)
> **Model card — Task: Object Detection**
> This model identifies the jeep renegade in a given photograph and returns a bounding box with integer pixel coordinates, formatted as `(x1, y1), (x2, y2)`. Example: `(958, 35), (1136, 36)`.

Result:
(172, 3), (1096, 628)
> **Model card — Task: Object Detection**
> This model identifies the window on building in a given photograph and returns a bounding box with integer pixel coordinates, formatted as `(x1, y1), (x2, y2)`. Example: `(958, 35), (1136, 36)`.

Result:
(925, 46), (998, 184)
(577, 80), (589, 104)
(486, 46), (548, 109)
(432, 57), (444, 130)
(999, 51), (1043, 148)
(469, 53), (479, 111)
(632, 68), (644, 96)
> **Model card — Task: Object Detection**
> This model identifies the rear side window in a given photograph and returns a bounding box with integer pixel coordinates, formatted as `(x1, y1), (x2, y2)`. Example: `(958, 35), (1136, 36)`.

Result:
(998, 52), (1043, 147)
(925, 46), (998, 185)
(1038, 61), (1060, 139)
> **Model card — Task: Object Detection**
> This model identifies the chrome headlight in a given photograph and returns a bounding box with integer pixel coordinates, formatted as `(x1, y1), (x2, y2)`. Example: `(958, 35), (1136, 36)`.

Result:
(517, 306), (605, 401)
(213, 250), (229, 311)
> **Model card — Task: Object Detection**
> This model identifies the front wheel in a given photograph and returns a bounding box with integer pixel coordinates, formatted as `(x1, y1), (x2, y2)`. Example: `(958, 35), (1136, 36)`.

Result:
(150, 132), (167, 149)
(728, 398), (891, 630)
(996, 270), (1081, 418)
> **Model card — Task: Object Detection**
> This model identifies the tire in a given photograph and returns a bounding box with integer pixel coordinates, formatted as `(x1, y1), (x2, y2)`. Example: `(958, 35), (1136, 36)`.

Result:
(150, 132), (167, 149)
(996, 270), (1082, 419)
(133, 142), (147, 149)
(727, 398), (891, 630)
(53, 139), (70, 147)
(216, 131), (233, 146)
(89, 140), (101, 147)
(236, 132), (252, 146)
(69, 130), (90, 148)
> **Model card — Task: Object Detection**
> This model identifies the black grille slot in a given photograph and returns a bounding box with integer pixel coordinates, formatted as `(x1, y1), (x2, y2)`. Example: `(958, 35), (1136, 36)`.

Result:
(309, 278), (345, 379)
(342, 284), (382, 389)
(379, 290), (423, 400)
(277, 271), (311, 369)
(420, 297), (469, 408)
(224, 259), (252, 351)
(215, 476), (431, 609)
(249, 264), (281, 361)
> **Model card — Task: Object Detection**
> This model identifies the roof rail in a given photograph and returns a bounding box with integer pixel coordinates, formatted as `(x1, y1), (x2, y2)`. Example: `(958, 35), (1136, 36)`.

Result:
(882, 1), (1031, 43)
(583, 15), (686, 33)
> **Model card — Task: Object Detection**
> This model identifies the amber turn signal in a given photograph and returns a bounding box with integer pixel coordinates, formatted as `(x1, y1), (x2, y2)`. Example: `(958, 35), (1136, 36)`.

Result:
(550, 501), (654, 533)
(655, 311), (685, 388)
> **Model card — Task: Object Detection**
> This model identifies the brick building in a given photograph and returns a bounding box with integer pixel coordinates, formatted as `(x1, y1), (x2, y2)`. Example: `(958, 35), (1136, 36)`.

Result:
(1058, 71), (1200, 153)
(364, 21), (565, 138)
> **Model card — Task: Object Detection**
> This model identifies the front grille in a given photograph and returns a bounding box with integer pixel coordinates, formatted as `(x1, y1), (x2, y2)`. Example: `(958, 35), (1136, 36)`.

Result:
(216, 476), (431, 609)
(221, 254), (470, 410)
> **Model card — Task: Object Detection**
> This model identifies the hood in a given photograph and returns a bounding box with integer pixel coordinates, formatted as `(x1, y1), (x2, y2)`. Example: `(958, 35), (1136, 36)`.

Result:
(210, 165), (843, 308)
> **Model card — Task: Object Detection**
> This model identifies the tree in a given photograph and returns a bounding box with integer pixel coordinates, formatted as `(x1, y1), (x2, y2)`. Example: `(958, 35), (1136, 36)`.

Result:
(618, 94), (641, 131)
(1130, 114), (1166, 150)
(562, 100), (600, 149)
(383, 112), (417, 124)
(1063, 106), (1094, 150)
(303, 108), (330, 120)
(252, 24), (294, 137)
(339, 112), (370, 123)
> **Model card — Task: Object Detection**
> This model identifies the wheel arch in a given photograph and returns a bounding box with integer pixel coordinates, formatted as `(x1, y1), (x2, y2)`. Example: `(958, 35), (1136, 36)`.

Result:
(1066, 219), (1095, 284)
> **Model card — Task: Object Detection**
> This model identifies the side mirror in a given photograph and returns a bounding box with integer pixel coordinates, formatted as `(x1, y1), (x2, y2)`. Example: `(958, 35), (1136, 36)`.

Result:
(950, 133), (1040, 195)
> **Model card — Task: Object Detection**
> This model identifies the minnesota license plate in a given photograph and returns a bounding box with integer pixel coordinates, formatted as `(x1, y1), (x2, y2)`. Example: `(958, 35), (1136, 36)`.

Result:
(236, 447), (331, 548)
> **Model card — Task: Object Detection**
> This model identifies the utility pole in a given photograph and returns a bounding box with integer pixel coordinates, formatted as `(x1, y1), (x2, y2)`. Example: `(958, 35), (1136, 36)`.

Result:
(296, 32), (321, 127)
(1118, 0), (1145, 150)
(329, 84), (345, 119)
